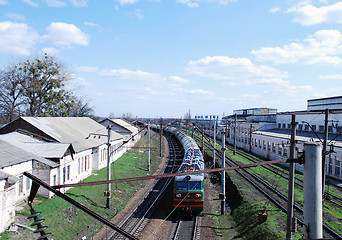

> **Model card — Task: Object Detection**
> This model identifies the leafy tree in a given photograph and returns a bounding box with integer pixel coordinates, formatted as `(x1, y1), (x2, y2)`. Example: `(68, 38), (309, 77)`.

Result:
(0, 54), (94, 123)
(19, 54), (68, 116)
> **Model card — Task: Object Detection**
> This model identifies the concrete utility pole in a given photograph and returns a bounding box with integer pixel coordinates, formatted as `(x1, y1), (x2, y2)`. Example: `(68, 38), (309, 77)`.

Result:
(106, 125), (111, 209)
(249, 124), (253, 153)
(213, 120), (216, 168)
(192, 125), (194, 139)
(286, 115), (297, 240)
(148, 122), (151, 171)
(201, 124), (204, 151)
(303, 142), (323, 239)
(209, 116), (212, 143)
(221, 128), (226, 215)
(322, 109), (329, 195)
(159, 119), (163, 158)
(233, 113), (237, 155)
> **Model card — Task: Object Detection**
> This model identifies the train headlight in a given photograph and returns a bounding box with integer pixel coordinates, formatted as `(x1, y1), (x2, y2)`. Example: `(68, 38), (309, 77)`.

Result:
(195, 194), (201, 198)
(176, 194), (181, 198)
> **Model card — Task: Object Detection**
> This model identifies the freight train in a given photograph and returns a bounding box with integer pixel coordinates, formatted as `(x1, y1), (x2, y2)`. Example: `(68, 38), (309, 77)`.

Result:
(166, 127), (205, 218)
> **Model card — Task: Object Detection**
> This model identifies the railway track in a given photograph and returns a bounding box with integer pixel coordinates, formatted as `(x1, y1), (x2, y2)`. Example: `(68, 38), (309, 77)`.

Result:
(106, 134), (182, 240)
(172, 216), (200, 240)
(198, 129), (342, 207)
(190, 129), (342, 239)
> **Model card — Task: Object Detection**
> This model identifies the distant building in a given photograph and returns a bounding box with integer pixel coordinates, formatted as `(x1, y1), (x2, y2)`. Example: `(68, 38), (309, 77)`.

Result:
(307, 96), (342, 112)
(99, 118), (141, 150)
(219, 98), (342, 181)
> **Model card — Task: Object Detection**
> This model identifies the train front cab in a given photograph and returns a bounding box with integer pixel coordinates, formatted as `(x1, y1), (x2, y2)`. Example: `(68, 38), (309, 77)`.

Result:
(173, 175), (204, 218)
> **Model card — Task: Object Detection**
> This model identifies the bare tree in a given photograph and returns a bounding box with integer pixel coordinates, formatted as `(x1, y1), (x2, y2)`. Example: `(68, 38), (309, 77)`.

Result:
(0, 65), (25, 123)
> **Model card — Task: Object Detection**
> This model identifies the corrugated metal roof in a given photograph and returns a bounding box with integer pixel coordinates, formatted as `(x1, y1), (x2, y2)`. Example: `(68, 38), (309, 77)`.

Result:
(107, 118), (139, 133)
(21, 117), (123, 152)
(0, 132), (73, 159)
(0, 139), (36, 168)
(0, 135), (59, 168)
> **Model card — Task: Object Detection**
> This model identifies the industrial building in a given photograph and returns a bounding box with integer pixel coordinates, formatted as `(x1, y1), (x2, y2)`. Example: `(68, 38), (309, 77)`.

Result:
(219, 96), (342, 182)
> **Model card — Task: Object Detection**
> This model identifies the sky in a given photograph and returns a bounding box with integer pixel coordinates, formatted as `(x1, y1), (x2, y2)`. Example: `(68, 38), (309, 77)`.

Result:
(0, 0), (342, 119)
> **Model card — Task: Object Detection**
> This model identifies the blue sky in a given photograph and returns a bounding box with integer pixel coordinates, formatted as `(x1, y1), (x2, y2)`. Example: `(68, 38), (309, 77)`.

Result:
(1, 0), (342, 118)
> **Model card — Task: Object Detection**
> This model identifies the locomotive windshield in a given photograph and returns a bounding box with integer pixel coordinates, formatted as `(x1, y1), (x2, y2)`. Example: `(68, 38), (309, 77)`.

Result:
(189, 181), (201, 190)
(176, 181), (202, 190)
(176, 182), (188, 190)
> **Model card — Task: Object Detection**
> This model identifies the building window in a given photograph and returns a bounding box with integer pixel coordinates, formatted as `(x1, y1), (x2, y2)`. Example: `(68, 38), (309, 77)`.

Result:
(255, 139), (257, 146)
(287, 124), (291, 129)
(298, 124), (303, 131)
(278, 123), (281, 128)
(278, 146), (282, 155)
(263, 140), (266, 150)
(304, 125), (309, 131)
(53, 175), (57, 186)
(284, 148), (288, 157)
(63, 167), (66, 183)
(267, 142), (271, 151)
(26, 177), (31, 190)
(282, 124), (286, 129)
(19, 175), (23, 194)
(78, 158), (81, 174)
(259, 140), (261, 148)
(335, 160), (341, 177)
(312, 125), (316, 131)
(319, 125), (324, 132)
(272, 143), (276, 153)
(328, 159), (333, 175)
(67, 165), (70, 180)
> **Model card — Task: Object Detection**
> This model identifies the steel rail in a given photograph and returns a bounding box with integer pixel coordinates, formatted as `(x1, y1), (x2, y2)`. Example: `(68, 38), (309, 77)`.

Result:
(200, 128), (342, 209)
(195, 132), (342, 240)
(107, 134), (180, 239)
(53, 158), (287, 189)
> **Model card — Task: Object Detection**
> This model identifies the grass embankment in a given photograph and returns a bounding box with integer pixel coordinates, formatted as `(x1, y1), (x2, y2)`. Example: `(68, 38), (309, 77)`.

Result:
(1, 131), (163, 240)
(184, 129), (342, 239)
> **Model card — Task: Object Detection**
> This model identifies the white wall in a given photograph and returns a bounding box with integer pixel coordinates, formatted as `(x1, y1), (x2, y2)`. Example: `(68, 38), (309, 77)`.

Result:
(0, 180), (16, 232)
(2, 160), (33, 202)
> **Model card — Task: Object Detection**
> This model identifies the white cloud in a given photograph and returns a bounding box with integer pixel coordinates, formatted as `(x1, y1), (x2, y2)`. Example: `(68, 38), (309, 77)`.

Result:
(75, 66), (99, 73)
(70, 0), (88, 7)
(288, 2), (342, 26)
(84, 22), (99, 27)
(43, 0), (67, 7)
(176, 0), (236, 7)
(5, 13), (26, 21)
(0, 21), (39, 55)
(269, 7), (280, 13)
(252, 29), (342, 65)
(319, 74), (342, 80)
(43, 22), (89, 47)
(168, 76), (190, 84)
(189, 89), (213, 95)
(101, 68), (160, 81)
(40, 47), (59, 56)
(176, 0), (199, 8)
(127, 9), (144, 19)
(0, 0), (8, 5)
(186, 56), (288, 80)
(22, 0), (39, 6)
(114, 0), (139, 5)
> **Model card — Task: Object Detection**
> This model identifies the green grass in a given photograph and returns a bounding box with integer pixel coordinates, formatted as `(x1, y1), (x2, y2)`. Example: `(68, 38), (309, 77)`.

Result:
(1, 132), (162, 240)
(184, 129), (342, 238)
(212, 198), (287, 240)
